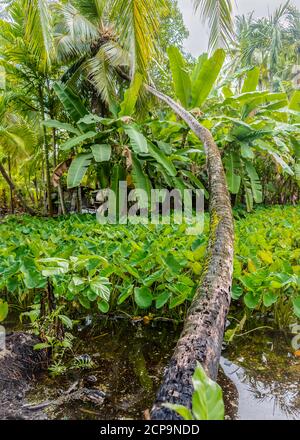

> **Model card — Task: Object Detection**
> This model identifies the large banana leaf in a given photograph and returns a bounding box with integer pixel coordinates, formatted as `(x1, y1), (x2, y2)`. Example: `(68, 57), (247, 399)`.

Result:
(225, 152), (241, 194)
(191, 49), (225, 108)
(131, 153), (151, 209)
(147, 142), (177, 177)
(167, 46), (191, 109)
(190, 54), (208, 84)
(125, 125), (148, 153)
(91, 144), (112, 162)
(60, 131), (98, 151)
(244, 161), (262, 204)
(289, 91), (300, 112)
(119, 72), (143, 116)
(241, 67), (260, 93)
(53, 82), (90, 130)
(43, 119), (81, 135)
(67, 153), (93, 188)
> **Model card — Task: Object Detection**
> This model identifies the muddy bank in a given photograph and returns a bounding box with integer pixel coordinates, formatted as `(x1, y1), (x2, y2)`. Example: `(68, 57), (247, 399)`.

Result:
(0, 332), (48, 420)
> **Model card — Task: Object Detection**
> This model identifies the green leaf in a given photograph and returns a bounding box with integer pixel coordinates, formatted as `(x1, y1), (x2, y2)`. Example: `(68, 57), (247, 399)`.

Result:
(59, 315), (73, 329)
(245, 161), (262, 203)
(43, 119), (81, 135)
(292, 296), (300, 318)
(78, 296), (91, 309)
(38, 258), (69, 277)
(119, 72), (143, 116)
(191, 362), (224, 420)
(134, 286), (153, 309)
(60, 131), (97, 151)
(163, 404), (193, 420)
(131, 153), (151, 208)
(164, 253), (182, 274)
(67, 153), (93, 188)
(167, 46), (192, 108)
(155, 291), (171, 309)
(97, 300), (109, 313)
(90, 276), (111, 302)
(91, 144), (111, 162)
(225, 152), (241, 194)
(242, 67), (260, 93)
(191, 49), (225, 108)
(148, 142), (177, 177)
(125, 126), (148, 153)
(232, 285), (243, 300)
(0, 299), (8, 322)
(53, 82), (89, 124)
(244, 291), (260, 309)
(289, 91), (300, 112)
(263, 292), (279, 308)
(169, 293), (187, 309)
(241, 144), (254, 159)
(34, 343), (51, 350)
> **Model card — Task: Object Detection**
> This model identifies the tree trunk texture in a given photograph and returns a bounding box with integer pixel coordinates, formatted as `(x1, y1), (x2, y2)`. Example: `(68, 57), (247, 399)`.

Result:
(147, 86), (234, 420)
(39, 85), (53, 217)
(0, 163), (35, 215)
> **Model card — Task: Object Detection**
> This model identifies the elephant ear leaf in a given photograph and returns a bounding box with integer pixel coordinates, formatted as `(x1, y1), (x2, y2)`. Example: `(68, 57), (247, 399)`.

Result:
(191, 49), (225, 108)
(67, 153), (93, 188)
(167, 46), (192, 109)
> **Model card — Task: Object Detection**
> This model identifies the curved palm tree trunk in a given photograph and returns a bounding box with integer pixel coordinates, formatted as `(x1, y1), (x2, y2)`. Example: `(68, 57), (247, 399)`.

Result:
(0, 163), (35, 215)
(147, 86), (234, 420)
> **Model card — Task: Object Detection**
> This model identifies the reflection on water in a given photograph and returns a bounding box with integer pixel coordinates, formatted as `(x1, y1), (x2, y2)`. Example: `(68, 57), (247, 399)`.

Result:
(25, 322), (300, 420)
(26, 318), (181, 420)
(220, 331), (300, 420)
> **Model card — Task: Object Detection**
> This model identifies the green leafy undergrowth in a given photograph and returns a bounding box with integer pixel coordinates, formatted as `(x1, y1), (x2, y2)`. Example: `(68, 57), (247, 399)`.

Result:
(0, 205), (299, 323)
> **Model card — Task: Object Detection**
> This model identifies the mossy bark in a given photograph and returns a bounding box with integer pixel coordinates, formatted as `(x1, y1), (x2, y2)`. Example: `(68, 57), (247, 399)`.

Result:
(147, 86), (234, 420)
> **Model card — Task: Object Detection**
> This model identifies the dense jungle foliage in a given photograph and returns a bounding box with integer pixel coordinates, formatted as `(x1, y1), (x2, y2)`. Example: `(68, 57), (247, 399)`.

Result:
(0, 0), (299, 422)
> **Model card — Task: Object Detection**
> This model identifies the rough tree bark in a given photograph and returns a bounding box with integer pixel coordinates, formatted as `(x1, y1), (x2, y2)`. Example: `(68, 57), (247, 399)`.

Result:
(146, 86), (234, 420)
(0, 163), (35, 215)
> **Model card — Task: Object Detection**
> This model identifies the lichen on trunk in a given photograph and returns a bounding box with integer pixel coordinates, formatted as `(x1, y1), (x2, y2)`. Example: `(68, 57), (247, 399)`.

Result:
(147, 86), (234, 420)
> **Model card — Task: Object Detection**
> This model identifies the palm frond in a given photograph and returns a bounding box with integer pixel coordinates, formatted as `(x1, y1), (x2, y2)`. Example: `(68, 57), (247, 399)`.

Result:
(24, 0), (55, 70)
(194, 0), (233, 52)
(110, 0), (166, 77)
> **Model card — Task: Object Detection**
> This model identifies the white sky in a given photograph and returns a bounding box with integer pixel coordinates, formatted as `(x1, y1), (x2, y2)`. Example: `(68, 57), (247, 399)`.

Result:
(178, 0), (300, 55)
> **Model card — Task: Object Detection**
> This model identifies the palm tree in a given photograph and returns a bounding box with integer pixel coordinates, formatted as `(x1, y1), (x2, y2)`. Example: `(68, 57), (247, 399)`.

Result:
(231, 1), (300, 89)
(0, 94), (36, 214)
(0, 0), (59, 215)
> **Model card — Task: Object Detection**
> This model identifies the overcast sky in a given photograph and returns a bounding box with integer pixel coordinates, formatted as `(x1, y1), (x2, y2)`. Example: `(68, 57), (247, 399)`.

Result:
(178, 0), (300, 55)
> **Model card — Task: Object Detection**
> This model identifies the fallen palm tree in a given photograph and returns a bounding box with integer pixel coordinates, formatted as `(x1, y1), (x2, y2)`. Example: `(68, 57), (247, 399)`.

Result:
(146, 86), (234, 420)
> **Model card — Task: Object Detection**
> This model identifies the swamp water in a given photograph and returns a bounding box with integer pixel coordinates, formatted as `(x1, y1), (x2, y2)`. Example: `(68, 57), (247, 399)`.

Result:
(6, 319), (300, 420)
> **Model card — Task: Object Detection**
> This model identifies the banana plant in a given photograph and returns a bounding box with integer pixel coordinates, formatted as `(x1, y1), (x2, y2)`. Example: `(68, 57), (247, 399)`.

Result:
(167, 47), (225, 110)
(202, 68), (300, 210)
(43, 82), (206, 206)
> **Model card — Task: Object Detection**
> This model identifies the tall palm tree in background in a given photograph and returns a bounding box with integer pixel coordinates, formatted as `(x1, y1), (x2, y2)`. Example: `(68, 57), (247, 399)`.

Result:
(232, 1), (300, 90)
(0, 94), (36, 214)
(0, 0), (59, 215)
